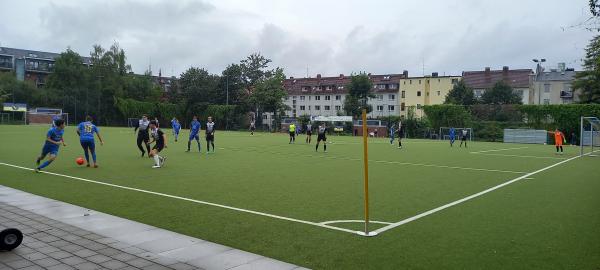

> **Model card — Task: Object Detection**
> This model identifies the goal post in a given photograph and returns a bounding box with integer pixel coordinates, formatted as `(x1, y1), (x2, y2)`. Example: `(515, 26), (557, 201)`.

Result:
(580, 116), (600, 157)
(439, 127), (473, 141)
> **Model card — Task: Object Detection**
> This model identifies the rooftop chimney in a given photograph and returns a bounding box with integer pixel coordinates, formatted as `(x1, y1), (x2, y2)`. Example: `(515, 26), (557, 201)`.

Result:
(339, 74), (344, 79)
(432, 72), (438, 77)
(289, 76), (294, 79)
(485, 67), (491, 73)
(403, 70), (408, 77)
(316, 74), (321, 79)
(502, 66), (509, 72)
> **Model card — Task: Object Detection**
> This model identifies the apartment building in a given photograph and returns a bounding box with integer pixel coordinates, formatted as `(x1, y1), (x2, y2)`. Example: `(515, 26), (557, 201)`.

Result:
(462, 66), (532, 104)
(399, 71), (461, 118)
(282, 73), (403, 118)
(530, 68), (579, 104)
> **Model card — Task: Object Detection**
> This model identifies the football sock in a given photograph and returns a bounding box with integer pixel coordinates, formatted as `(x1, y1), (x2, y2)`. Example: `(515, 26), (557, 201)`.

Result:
(38, 160), (52, 169)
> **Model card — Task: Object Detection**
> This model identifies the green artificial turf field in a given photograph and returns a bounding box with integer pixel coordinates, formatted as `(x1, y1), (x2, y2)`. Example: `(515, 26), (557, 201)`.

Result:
(0, 124), (599, 269)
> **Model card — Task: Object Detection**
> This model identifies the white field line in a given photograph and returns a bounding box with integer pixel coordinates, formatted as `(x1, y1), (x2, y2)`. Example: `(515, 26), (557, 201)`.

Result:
(220, 147), (526, 174)
(0, 162), (358, 235)
(320, 220), (392, 225)
(373, 152), (587, 235)
(469, 147), (528, 154)
(471, 153), (567, 160)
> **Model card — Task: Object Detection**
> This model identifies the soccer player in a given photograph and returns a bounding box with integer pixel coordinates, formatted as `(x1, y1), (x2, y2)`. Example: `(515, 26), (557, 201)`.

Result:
(134, 115), (151, 157)
(250, 119), (256, 135)
(51, 114), (62, 127)
(389, 123), (396, 145)
(459, 128), (468, 148)
(149, 120), (167, 168)
(171, 118), (181, 142)
(186, 116), (201, 152)
(315, 122), (327, 152)
(449, 127), (456, 147)
(289, 123), (296, 144)
(548, 129), (566, 154)
(35, 119), (67, 172)
(306, 122), (313, 144)
(76, 116), (104, 168)
(397, 121), (404, 149)
(206, 116), (216, 153)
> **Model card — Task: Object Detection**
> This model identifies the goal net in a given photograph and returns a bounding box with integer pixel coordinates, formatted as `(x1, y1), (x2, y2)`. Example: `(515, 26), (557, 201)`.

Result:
(27, 108), (69, 126)
(439, 127), (473, 141)
(580, 116), (600, 157)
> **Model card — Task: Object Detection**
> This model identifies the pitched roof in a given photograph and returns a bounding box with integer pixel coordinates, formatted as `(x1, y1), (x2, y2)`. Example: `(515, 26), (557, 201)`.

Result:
(284, 73), (404, 95)
(462, 68), (532, 89)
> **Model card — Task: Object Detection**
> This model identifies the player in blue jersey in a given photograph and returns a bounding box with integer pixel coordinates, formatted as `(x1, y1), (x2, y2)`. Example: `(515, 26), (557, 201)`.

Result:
(35, 119), (67, 172)
(51, 114), (62, 127)
(389, 123), (396, 145)
(186, 116), (201, 152)
(77, 116), (104, 168)
(449, 127), (456, 147)
(171, 117), (181, 142)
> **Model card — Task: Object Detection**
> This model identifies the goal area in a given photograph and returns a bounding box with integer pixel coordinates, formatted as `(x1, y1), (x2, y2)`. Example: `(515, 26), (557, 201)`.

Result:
(580, 116), (600, 157)
(439, 127), (473, 141)
(27, 108), (69, 126)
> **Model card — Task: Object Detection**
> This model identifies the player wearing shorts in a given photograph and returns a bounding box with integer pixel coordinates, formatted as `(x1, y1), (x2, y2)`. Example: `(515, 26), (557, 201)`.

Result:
(250, 120), (256, 135)
(171, 117), (181, 142)
(549, 129), (566, 154)
(389, 123), (396, 145)
(149, 120), (167, 168)
(397, 121), (404, 149)
(289, 123), (296, 144)
(187, 116), (201, 152)
(206, 116), (216, 153)
(316, 123), (327, 152)
(35, 119), (67, 172)
(449, 127), (456, 147)
(134, 115), (151, 157)
(459, 129), (468, 148)
(306, 122), (313, 144)
(77, 116), (104, 168)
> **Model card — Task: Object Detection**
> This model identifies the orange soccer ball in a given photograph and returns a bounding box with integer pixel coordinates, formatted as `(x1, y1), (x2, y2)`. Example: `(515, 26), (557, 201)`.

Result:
(76, 157), (85, 165)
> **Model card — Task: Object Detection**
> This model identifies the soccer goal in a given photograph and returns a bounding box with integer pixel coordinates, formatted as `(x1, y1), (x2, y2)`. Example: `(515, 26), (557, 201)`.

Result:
(27, 108), (68, 125)
(439, 127), (473, 141)
(0, 113), (10, 124)
(580, 116), (600, 157)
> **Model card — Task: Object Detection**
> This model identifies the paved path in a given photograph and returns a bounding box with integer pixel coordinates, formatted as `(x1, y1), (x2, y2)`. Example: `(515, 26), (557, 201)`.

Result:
(0, 185), (307, 270)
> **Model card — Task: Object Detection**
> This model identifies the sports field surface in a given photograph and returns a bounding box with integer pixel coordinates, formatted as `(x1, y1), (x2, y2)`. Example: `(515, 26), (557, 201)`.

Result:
(0, 125), (599, 269)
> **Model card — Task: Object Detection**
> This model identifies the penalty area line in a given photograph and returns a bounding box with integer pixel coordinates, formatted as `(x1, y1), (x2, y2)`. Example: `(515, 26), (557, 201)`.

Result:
(469, 146), (528, 154)
(373, 152), (587, 235)
(0, 162), (358, 235)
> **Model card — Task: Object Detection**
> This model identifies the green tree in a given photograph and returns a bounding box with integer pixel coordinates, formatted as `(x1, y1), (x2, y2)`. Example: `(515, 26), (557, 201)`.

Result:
(573, 35), (600, 103)
(46, 48), (90, 122)
(177, 67), (220, 121)
(240, 53), (273, 87)
(248, 68), (288, 130)
(480, 81), (522, 105)
(343, 73), (374, 117)
(444, 79), (475, 105)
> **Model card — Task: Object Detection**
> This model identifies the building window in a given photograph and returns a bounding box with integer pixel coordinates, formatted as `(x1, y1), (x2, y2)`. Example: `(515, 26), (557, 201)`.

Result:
(376, 105), (384, 111)
(300, 105), (306, 110)
(335, 105), (341, 111)
(544, 99), (550, 105)
(389, 84), (398, 89)
(315, 105), (321, 110)
(388, 105), (395, 111)
(401, 103), (405, 111)
(324, 105), (331, 111)
(337, 85), (344, 90)
(308, 106), (311, 110)
(437, 91), (441, 96)
(544, 84), (551, 93)
(285, 96), (289, 100)
(378, 84), (386, 89)
(388, 94), (395, 100)
(475, 90), (483, 98)
(427, 92), (430, 96)
(300, 96), (305, 100)
(292, 96), (297, 100)
(417, 91), (422, 97)
(325, 95), (331, 101)
(410, 80), (412, 84)
(263, 114), (268, 119)
(419, 80), (421, 84)
(335, 95), (341, 100)
(378, 95), (384, 101)
(451, 78), (458, 84)
(315, 96), (321, 101)
(401, 91), (405, 98)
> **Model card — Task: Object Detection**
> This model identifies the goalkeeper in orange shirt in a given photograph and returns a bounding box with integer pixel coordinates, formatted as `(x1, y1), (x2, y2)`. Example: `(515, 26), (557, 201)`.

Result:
(548, 129), (566, 155)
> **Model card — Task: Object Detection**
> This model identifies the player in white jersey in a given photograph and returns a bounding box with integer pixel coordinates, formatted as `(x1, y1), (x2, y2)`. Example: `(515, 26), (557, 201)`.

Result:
(205, 116), (216, 153)
(134, 115), (151, 157)
(305, 122), (313, 144)
(459, 129), (468, 148)
(315, 123), (327, 152)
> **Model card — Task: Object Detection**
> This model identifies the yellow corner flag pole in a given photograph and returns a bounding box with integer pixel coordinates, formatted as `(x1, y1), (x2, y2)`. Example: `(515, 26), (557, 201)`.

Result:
(361, 108), (376, 237)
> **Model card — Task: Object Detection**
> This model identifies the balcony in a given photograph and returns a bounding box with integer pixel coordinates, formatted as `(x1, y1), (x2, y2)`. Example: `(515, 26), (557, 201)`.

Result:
(560, 91), (573, 99)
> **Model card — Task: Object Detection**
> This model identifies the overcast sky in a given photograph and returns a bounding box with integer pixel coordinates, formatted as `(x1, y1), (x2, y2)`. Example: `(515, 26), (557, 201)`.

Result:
(1, 0), (595, 78)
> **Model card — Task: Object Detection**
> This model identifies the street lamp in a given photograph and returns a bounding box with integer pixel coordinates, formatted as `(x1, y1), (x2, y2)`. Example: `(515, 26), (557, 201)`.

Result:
(532, 59), (546, 104)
